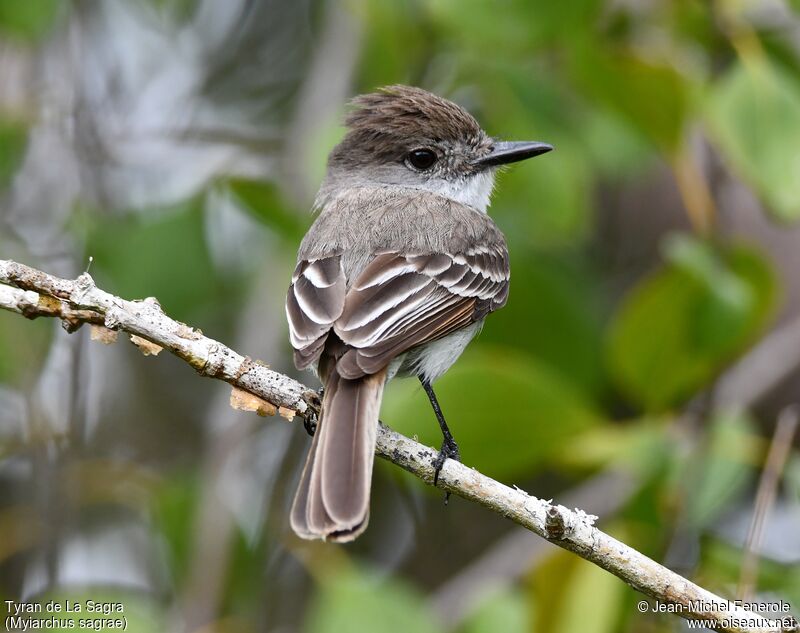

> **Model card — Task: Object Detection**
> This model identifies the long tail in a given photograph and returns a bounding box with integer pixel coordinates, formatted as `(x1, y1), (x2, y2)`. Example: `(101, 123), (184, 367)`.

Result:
(290, 366), (385, 542)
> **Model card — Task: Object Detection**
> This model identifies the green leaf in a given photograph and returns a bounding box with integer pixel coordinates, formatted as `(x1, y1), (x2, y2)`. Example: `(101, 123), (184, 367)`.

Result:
(702, 538), (800, 607)
(491, 140), (593, 247)
(579, 108), (657, 181)
(382, 346), (603, 480)
(152, 474), (198, 586)
(355, 1), (435, 88)
(664, 234), (757, 356)
(307, 567), (438, 633)
(84, 197), (226, 323)
(607, 236), (776, 411)
(461, 588), (531, 633)
(707, 58), (800, 221)
(0, 120), (27, 190)
(562, 419), (671, 478)
(226, 178), (306, 241)
(427, 0), (603, 55)
(148, 0), (198, 24)
(532, 546), (625, 633)
(481, 252), (605, 398)
(569, 45), (692, 151)
(0, 312), (52, 386)
(683, 409), (758, 529)
(786, 453), (800, 504)
(0, 0), (60, 41)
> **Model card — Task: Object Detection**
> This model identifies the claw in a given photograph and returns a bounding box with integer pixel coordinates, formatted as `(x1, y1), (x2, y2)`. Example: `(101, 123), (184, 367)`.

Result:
(433, 436), (460, 504)
(303, 387), (325, 437)
(303, 414), (317, 437)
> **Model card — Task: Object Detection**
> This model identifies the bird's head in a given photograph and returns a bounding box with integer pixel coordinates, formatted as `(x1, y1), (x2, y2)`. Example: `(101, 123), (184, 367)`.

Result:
(321, 85), (552, 213)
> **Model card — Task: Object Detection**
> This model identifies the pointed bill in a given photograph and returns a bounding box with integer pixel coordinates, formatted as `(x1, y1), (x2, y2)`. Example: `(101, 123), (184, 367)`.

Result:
(475, 141), (553, 167)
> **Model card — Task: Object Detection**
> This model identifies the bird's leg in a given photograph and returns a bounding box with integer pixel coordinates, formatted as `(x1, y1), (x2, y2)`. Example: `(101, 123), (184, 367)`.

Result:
(420, 378), (460, 503)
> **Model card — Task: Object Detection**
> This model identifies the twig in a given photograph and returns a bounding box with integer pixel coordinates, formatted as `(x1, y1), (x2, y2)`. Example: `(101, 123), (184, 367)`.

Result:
(0, 283), (104, 331)
(1, 258), (797, 633)
(0, 260), (318, 419)
(429, 469), (638, 629)
(738, 406), (800, 601)
(433, 309), (800, 629)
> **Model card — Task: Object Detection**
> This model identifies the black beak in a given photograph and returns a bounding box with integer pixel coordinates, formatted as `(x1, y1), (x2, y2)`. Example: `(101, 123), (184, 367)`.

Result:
(475, 141), (553, 167)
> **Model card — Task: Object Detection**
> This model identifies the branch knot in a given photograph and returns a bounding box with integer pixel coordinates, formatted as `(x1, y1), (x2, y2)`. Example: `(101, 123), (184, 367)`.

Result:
(73, 272), (96, 304)
(104, 307), (124, 330)
(545, 505), (567, 540)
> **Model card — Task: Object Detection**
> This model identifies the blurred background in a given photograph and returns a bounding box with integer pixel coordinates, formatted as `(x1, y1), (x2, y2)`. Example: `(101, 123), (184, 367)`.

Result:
(1, 0), (800, 631)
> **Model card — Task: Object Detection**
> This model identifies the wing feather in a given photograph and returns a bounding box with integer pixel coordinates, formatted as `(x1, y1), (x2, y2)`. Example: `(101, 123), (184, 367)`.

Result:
(286, 257), (346, 369)
(286, 246), (509, 377)
(333, 250), (508, 378)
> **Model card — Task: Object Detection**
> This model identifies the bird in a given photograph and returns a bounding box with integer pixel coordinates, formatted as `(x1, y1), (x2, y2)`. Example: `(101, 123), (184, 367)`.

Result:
(285, 85), (552, 541)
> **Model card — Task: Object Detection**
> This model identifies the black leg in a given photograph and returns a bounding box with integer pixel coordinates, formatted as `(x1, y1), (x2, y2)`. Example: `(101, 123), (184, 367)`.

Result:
(420, 378), (460, 503)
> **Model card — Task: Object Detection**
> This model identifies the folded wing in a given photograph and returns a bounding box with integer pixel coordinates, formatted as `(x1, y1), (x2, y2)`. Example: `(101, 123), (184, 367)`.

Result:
(285, 257), (347, 370)
(340, 246), (509, 377)
(286, 246), (509, 376)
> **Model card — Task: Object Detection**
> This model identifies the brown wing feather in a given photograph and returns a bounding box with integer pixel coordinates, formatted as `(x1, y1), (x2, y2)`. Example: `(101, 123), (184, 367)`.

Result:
(333, 250), (508, 379)
(286, 247), (509, 377)
(285, 257), (346, 370)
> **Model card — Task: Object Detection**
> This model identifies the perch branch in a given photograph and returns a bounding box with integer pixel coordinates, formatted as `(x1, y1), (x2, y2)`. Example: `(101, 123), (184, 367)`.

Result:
(0, 259), (796, 633)
(0, 260), (317, 419)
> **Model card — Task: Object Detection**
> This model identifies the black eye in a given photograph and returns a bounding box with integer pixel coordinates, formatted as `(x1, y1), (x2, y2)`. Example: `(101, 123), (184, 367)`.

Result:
(406, 148), (437, 171)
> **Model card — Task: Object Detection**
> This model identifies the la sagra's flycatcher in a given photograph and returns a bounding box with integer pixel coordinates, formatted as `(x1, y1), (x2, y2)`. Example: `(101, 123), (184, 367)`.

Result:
(286, 85), (551, 541)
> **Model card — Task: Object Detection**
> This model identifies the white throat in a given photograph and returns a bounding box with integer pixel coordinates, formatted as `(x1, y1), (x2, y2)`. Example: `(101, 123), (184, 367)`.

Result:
(317, 168), (498, 214)
(424, 170), (496, 213)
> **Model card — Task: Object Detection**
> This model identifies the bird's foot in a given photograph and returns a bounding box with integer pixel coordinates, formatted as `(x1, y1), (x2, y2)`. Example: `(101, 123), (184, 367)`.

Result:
(303, 414), (317, 437)
(432, 436), (460, 504)
(302, 387), (324, 437)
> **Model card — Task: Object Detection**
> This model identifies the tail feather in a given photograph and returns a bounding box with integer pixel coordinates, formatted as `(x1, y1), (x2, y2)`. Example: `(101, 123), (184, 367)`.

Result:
(290, 435), (329, 539)
(290, 366), (385, 542)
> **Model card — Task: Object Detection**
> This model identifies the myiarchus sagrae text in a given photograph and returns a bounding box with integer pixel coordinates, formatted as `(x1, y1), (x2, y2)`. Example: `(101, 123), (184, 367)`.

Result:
(286, 85), (552, 541)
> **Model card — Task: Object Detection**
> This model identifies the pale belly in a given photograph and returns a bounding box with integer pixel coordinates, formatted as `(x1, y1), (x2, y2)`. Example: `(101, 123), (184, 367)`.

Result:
(388, 321), (483, 384)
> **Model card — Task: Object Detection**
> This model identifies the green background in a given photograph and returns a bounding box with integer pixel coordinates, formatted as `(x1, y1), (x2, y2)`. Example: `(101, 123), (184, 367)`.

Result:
(1, 1), (799, 631)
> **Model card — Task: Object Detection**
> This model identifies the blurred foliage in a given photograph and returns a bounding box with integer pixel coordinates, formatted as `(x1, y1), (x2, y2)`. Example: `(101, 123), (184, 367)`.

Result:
(680, 409), (760, 529)
(0, 0), (60, 42)
(2, 0), (800, 632)
(569, 46), (693, 153)
(702, 540), (800, 612)
(460, 588), (530, 633)
(531, 544), (626, 633)
(0, 311), (51, 386)
(84, 199), (223, 318)
(383, 346), (602, 481)
(0, 121), (26, 189)
(306, 567), (439, 633)
(608, 235), (776, 411)
(227, 179), (307, 242)
(707, 56), (800, 221)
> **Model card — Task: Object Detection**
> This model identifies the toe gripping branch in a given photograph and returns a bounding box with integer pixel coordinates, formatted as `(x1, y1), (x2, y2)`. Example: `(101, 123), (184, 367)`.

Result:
(302, 387), (323, 437)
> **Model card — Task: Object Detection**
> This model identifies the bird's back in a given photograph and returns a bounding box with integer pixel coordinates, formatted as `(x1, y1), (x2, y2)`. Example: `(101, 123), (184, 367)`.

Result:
(299, 185), (507, 285)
